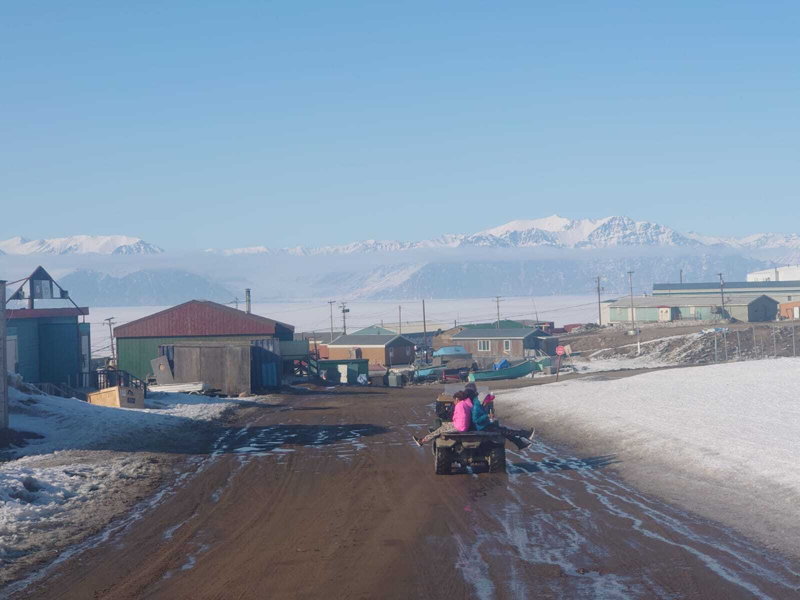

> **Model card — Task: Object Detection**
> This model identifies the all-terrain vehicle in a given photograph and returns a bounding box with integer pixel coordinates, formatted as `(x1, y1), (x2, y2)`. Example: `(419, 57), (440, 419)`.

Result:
(433, 430), (506, 474)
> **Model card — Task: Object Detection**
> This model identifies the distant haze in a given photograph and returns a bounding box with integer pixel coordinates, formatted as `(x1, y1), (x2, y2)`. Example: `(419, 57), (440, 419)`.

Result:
(0, 215), (795, 307)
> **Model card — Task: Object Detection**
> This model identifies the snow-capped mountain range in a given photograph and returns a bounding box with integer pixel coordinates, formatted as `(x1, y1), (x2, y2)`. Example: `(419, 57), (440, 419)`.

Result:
(0, 235), (163, 255)
(210, 215), (800, 255)
(5, 217), (799, 257)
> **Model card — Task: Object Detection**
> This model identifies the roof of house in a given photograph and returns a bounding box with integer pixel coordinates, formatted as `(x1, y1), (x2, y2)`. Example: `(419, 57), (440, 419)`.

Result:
(452, 328), (542, 340)
(329, 334), (415, 346)
(114, 300), (294, 338)
(608, 294), (778, 308)
(7, 307), (89, 320)
(654, 281), (800, 291)
(463, 320), (526, 329)
(351, 325), (396, 335)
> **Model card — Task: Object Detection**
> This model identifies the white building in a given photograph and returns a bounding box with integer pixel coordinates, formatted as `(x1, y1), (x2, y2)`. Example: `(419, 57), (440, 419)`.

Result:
(747, 265), (800, 282)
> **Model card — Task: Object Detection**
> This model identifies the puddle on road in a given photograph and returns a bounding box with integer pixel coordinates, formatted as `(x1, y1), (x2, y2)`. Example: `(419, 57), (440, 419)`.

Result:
(214, 424), (388, 456)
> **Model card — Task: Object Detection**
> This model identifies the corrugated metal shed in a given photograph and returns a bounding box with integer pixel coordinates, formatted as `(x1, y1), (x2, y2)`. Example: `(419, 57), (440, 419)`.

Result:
(608, 294), (775, 308)
(115, 300), (294, 339)
(654, 281), (800, 295)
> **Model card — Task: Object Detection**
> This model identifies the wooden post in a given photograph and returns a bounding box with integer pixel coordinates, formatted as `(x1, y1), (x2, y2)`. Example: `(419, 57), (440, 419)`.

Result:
(0, 280), (7, 430)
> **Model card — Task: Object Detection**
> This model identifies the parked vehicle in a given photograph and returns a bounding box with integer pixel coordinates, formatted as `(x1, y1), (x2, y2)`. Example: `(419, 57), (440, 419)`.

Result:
(433, 431), (507, 474)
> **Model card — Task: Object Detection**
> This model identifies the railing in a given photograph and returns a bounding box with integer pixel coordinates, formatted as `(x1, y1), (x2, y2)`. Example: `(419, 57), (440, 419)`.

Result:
(70, 370), (148, 393)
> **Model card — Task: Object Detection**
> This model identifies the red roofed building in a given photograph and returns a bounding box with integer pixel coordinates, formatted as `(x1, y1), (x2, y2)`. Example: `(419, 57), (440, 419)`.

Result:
(115, 300), (294, 380)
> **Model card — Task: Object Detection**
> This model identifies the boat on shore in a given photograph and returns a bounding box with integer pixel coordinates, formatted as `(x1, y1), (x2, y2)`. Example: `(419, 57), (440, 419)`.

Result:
(467, 360), (536, 382)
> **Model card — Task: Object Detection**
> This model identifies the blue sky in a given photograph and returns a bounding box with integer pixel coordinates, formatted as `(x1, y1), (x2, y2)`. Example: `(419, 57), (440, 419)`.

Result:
(2, 1), (799, 250)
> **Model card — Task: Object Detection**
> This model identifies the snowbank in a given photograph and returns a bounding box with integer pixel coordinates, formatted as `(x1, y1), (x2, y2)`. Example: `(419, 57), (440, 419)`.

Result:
(1, 387), (244, 584)
(499, 359), (800, 559)
(6, 387), (235, 457)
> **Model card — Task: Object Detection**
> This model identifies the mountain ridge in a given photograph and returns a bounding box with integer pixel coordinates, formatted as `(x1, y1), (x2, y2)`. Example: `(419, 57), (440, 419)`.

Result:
(208, 215), (800, 256)
(0, 235), (163, 255)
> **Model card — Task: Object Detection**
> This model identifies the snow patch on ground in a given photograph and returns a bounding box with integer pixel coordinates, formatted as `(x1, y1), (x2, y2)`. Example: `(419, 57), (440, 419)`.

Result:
(498, 359), (800, 559)
(1, 387), (243, 585)
(5, 387), (234, 458)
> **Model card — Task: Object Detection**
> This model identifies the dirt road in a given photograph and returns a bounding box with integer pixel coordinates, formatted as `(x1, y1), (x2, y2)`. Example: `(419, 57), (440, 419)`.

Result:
(6, 385), (799, 600)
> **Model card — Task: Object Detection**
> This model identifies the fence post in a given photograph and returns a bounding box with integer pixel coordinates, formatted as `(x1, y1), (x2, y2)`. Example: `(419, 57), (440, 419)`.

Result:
(793, 325), (797, 357)
(714, 334), (718, 362)
(772, 326), (778, 357)
(723, 331), (729, 361)
(736, 330), (742, 360)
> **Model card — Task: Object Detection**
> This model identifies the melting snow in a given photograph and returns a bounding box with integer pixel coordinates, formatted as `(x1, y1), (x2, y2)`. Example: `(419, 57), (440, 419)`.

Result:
(498, 358), (800, 558)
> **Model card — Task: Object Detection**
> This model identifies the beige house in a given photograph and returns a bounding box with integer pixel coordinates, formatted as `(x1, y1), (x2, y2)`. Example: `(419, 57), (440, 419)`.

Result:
(327, 334), (416, 367)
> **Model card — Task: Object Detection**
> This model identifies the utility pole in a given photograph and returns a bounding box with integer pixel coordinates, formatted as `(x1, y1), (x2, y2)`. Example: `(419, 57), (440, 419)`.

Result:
(327, 300), (336, 342)
(397, 305), (403, 335)
(679, 269), (683, 284)
(595, 276), (603, 326)
(531, 297), (539, 322)
(245, 289), (251, 314)
(0, 280), (8, 430)
(339, 302), (349, 335)
(422, 299), (428, 361)
(494, 296), (502, 329)
(628, 271), (640, 355)
(104, 317), (116, 363)
(717, 273), (726, 319)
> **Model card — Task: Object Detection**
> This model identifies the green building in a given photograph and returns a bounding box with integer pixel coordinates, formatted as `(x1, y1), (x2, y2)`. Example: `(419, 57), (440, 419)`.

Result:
(606, 294), (779, 324)
(114, 300), (296, 381)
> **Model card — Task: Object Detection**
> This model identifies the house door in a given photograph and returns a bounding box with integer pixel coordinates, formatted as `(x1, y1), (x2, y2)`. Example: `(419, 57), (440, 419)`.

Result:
(6, 335), (18, 374)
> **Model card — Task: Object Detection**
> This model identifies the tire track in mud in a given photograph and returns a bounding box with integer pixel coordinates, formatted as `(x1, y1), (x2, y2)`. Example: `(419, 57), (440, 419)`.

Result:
(443, 438), (799, 599)
(6, 387), (799, 600)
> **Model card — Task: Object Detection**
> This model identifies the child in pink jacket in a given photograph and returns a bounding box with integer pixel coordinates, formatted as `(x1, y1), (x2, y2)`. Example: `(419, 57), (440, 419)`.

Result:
(414, 392), (472, 445)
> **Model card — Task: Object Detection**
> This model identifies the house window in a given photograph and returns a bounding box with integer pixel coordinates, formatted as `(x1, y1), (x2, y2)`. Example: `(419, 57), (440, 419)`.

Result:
(503, 340), (511, 352)
(477, 340), (490, 352)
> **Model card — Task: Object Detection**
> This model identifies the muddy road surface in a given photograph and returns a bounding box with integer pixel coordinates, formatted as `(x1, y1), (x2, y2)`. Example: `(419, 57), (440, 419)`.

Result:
(6, 385), (799, 599)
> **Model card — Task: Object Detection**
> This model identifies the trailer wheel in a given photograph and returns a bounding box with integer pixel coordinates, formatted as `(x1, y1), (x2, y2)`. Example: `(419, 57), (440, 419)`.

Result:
(488, 446), (506, 473)
(434, 445), (453, 475)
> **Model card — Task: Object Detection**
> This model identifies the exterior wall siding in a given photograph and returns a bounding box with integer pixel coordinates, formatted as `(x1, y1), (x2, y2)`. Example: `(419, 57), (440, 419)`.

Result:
(38, 322), (80, 385)
(118, 335), (279, 381)
(7, 316), (84, 384)
(458, 339), (525, 359)
(327, 346), (387, 365)
(635, 307), (660, 322)
(327, 340), (415, 366)
(779, 301), (800, 319)
(7, 319), (40, 382)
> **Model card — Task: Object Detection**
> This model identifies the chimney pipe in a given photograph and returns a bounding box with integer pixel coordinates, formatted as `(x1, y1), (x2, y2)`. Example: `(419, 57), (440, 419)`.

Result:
(245, 289), (251, 314)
